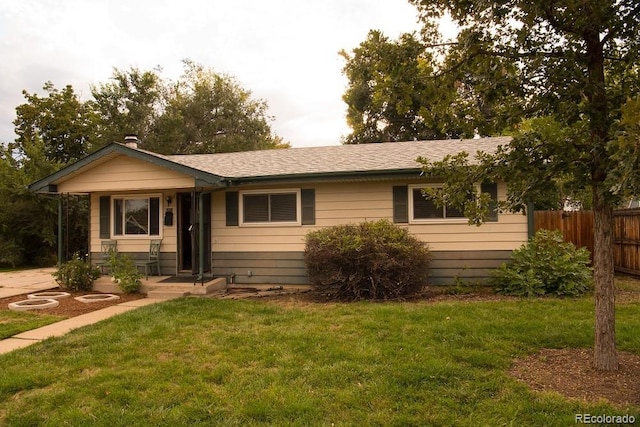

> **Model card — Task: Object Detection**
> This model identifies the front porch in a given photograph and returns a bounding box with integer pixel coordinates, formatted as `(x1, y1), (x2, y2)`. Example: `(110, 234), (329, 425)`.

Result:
(93, 275), (228, 299)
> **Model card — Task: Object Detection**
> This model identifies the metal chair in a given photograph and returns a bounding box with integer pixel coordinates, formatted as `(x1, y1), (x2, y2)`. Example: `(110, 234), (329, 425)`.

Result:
(96, 240), (117, 274)
(136, 239), (162, 279)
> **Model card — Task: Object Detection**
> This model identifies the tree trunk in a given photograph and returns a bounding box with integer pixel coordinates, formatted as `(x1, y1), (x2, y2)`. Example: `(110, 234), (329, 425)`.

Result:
(592, 188), (618, 371)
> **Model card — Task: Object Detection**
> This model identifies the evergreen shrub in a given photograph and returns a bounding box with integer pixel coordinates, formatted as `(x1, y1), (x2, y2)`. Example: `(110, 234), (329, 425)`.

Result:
(491, 229), (593, 297)
(304, 220), (430, 300)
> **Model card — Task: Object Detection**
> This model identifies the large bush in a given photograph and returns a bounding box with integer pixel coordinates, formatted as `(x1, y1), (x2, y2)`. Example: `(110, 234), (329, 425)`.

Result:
(304, 220), (430, 300)
(52, 253), (101, 291)
(107, 252), (142, 294)
(491, 229), (593, 297)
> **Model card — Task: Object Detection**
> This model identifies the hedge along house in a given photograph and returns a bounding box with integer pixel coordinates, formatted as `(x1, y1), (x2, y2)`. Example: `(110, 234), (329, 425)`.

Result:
(29, 136), (529, 285)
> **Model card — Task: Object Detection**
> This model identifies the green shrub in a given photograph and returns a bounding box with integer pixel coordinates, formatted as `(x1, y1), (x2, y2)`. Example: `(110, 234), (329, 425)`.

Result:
(108, 252), (142, 294)
(491, 229), (593, 297)
(0, 238), (23, 268)
(304, 220), (430, 300)
(52, 253), (101, 291)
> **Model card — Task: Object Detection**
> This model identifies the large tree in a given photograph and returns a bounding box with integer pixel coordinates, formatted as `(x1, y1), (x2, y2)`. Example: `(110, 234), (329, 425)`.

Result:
(411, 0), (640, 370)
(340, 30), (523, 144)
(13, 82), (98, 164)
(91, 61), (287, 154)
(91, 67), (163, 149)
(0, 137), (62, 266)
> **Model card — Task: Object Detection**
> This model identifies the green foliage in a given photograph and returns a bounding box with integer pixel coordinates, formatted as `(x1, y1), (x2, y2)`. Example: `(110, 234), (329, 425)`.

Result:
(13, 82), (98, 164)
(52, 253), (101, 291)
(340, 30), (522, 144)
(91, 60), (287, 154)
(418, 150), (499, 225)
(409, 0), (640, 209)
(0, 142), (60, 267)
(304, 220), (430, 300)
(491, 230), (593, 297)
(609, 96), (640, 200)
(107, 252), (142, 294)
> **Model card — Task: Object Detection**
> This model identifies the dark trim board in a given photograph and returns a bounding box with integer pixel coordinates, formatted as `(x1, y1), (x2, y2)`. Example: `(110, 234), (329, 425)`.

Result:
(211, 250), (513, 285)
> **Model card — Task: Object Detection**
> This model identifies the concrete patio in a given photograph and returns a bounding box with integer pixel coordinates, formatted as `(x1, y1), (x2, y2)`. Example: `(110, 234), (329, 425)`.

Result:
(0, 268), (59, 299)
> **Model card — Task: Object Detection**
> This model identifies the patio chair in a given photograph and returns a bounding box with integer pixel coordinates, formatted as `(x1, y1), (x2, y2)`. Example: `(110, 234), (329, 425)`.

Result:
(96, 240), (117, 274)
(136, 239), (162, 279)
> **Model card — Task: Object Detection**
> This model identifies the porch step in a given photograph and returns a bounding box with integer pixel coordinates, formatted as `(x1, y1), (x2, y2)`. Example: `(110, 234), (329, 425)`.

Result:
(93, 276), (227, 297)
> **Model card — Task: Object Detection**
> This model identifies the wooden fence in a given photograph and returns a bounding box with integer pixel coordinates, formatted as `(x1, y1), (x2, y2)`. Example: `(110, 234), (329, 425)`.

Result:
(534, 209), (640, 276)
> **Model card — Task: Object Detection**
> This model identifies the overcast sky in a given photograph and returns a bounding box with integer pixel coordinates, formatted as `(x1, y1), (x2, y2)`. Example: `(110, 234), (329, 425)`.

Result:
(0, 0), (428, 148)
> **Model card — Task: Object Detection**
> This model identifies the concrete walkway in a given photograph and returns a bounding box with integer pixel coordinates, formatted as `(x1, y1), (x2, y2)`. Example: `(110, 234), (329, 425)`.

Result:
(0, 297), (164, 354)
(0, 267), (59, 298)
(0, 268), (165, 355)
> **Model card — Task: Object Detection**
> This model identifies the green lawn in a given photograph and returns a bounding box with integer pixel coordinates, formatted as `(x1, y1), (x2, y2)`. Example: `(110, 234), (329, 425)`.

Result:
(0, 311), (64, 340)
(0, 296), (638, 426)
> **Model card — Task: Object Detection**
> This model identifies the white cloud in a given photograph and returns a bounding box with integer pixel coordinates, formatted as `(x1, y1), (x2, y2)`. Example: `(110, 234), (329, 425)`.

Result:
(0, 0), (422, 148)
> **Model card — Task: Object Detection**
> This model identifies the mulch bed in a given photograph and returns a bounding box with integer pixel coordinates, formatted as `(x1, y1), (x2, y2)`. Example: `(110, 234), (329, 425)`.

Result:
(510, 348), (640, 408)
(0, 288), (145, 317)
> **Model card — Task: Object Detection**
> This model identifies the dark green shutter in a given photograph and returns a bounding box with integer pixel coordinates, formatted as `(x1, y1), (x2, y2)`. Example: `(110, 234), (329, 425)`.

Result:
(393, 186), (409, 223)
(149, 197), (160, 235)
(301, 189), (315, 225)
(225, 191), (239, 226)
(481, 183), (499, 222)
(99, 196), (110, 238)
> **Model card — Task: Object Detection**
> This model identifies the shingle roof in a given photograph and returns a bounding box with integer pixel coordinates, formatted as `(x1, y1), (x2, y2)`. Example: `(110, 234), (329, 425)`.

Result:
(28, 137), (512, 193)
(159, 136), (510, 179)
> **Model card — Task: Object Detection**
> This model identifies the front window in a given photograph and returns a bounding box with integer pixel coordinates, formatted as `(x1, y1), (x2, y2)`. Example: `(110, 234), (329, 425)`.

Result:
(410, 186), (465, 221)
(113, 196), (160, 236)
(241, 190), (299, 225)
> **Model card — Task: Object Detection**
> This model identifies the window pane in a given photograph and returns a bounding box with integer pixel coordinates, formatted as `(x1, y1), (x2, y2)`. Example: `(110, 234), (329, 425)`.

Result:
(125, 199), (149, 234)
(244, 194), (269, 222)
(413, 189), (443, 219)
(114, 199), (123, 235)
(445, 204), (466, 218)
(270, 193), (297, 222)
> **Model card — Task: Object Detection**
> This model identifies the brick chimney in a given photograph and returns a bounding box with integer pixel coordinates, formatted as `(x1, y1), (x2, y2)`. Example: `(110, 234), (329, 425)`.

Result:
(124, 134), (139, 148)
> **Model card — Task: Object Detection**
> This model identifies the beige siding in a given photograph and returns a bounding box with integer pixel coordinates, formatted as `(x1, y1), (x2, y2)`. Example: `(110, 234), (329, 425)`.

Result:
(212, 181), (527, 253)
(58, 155), (194, 193)
(89, 192), (179, 254)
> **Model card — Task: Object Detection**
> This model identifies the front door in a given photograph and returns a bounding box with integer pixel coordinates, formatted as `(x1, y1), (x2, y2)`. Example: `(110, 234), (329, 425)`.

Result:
(178, 192), (211, 274)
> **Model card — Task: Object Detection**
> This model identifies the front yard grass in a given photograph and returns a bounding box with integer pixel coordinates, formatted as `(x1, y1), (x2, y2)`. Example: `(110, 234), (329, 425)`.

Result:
(0, 295), (638, 426)
(0, 311), (64, 340)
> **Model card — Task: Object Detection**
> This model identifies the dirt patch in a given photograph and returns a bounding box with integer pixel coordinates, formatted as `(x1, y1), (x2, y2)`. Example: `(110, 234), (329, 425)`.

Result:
(510, 348), (640, 408)
(0, 289), (145, 317)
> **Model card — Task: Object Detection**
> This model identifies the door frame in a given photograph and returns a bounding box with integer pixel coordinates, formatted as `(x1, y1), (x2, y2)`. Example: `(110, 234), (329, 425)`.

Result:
(177, 191), (211, 275)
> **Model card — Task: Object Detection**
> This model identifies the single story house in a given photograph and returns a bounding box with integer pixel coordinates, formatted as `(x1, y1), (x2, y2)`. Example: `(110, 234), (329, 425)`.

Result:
(29, 136), (528, 285)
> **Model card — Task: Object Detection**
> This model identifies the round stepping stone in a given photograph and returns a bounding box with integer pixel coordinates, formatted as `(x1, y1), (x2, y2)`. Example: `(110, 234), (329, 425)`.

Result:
(8, 299), (59, 311)
(74, 294), (120, 303)
(28, 291), (71, 300)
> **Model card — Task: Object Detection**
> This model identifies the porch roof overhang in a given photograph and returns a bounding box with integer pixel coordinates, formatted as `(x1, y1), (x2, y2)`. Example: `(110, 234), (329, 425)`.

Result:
(29, 143), (227, 194)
